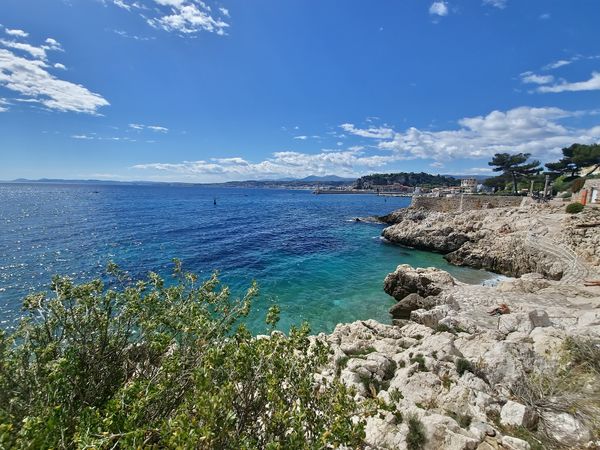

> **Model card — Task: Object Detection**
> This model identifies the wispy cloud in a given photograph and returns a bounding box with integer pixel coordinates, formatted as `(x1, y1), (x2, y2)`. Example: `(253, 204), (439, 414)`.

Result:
(541, 54), (600, 71)
(537, 72), (600, 93)
(0, 98), (9, 112)
(107, 0), (230, 36)
(129, 123), (169, 132)
(544, 59), (572, 70)
(340, 123), (394, 139)
(4, 28), (29, 38)
(72, 134), (136, 142)
(520, 71), (553, 85)
(483, 0), (507, 9)
(0, 32), (109, 114)
(112, 29), (156, 41)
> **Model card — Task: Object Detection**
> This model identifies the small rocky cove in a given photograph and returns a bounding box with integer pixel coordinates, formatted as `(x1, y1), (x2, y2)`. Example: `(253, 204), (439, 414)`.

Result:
(318, 204), (600, 449)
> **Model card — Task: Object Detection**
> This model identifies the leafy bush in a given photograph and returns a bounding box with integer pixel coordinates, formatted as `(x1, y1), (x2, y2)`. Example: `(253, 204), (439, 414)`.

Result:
(455, 358), (474, 376)
(446, 410), (472, 429)
(410, 354), (428, 372)
(0, 261), (364, 449)
(566, 202), (584, 214)
(406, 414), (427, 450)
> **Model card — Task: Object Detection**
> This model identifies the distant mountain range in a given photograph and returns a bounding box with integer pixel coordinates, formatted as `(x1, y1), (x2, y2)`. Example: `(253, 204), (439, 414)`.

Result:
(4, 173), (487, 187)
(4, 176), (355, 186)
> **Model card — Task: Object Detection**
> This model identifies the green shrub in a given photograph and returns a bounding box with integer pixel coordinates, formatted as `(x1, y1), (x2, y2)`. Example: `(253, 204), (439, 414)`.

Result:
(566, 202), (584, 214)
(410, 354), (428, 372)
(455, 358), (474, 376)
(0, 261), (364, 449)
(389, 388), (404, 403)
(435, 323), (453, 333)
(447, 410), (472, 428)
(406, 415), (427, 450)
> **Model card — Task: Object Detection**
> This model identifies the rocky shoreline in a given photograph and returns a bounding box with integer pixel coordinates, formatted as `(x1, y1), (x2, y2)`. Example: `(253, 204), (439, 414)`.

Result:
(320, 204), (600, 449)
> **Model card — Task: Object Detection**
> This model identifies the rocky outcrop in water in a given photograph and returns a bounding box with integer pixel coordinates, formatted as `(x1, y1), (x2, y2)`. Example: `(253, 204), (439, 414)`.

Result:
(320, 204), (600, 449)
(381, 204), (600, 281)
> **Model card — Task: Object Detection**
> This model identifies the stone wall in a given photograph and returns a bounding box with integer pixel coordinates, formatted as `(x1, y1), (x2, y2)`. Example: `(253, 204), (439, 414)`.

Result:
(411, 195), (524, 212)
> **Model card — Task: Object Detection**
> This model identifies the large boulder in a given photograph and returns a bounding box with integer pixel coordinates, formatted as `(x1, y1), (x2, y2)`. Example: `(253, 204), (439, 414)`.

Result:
(384, 265), (456, 302)
(389, 293), (439, 319)
(500, 401), (538, 430)
(542, 412), (592, 447)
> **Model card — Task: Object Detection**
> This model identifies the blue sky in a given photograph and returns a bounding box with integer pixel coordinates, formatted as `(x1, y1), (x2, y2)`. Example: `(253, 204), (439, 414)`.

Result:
(0, 0), (599, 182)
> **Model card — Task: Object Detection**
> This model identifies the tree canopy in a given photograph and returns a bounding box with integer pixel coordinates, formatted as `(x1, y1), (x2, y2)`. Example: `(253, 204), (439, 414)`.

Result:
(545, 143), (600, 178)
(488, 153), (541, 194)
(353, 172), (459, 189)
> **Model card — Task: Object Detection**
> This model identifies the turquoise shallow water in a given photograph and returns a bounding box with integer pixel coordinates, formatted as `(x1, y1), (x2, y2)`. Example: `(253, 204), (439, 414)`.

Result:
(0, 184), (493, 333)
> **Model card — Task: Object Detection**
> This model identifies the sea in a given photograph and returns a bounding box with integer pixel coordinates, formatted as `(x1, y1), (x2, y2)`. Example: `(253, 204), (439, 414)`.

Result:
(0, 183), (495, 334)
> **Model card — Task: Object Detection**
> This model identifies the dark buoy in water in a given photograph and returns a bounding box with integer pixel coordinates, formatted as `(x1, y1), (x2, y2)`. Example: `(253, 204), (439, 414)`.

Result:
(213, 197), (217, 206)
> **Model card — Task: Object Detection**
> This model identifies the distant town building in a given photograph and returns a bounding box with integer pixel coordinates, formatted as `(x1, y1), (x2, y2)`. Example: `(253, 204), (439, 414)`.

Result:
(582, 179), (600, 205)
(460, 178), (477, 193)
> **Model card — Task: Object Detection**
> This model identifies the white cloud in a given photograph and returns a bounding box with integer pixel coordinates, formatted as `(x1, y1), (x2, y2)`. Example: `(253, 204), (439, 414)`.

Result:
(105, 0), (230, 36)
(129, 123), (169, 132)
(340, 123), (394, 139)
(132, 106), (600, 181)
(112, 29), (155, 40)
(544, 59), (573, 70)
(539, 13), (550, 20)
(520, 71), (553, 85)
(72, 134), (136, 141)
(133, 149), (401, 180)
(43, 38), (63, 51)
(0, 34), (109, 114)
(147, 125), (168, 132)
(293, 135), (308, 140)
(0, 39), (48, 60)
(5, 29), (29, 38)
(148, 0), (229, 35)
(54, 63), (67, 70)
(377, 107), (599, 161)
(429, 2), (448, 16)
(0, 98), (9, 112)
(483, 0), (507, 8)
(537, 72), (600, 93)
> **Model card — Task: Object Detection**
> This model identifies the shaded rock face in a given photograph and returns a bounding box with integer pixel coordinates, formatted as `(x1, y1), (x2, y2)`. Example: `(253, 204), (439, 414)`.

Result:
(389, 293), (432, 320)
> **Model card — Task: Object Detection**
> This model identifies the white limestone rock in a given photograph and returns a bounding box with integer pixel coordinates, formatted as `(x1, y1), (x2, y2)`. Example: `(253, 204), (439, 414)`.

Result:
(500, 400), (538, 430)
(542, 411), (592, 447)
(501, 436), (531, 450)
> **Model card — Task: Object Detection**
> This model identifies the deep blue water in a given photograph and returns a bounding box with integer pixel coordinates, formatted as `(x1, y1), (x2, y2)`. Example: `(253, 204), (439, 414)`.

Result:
(0, 184), (493, 333)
